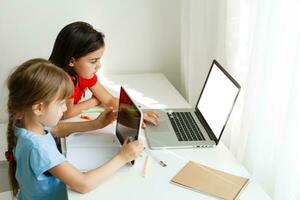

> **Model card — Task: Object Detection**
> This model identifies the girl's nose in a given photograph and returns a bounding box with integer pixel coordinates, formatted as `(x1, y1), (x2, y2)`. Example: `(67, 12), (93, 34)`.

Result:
(95, 64), (101, 71)
(95, 62), (101, 71)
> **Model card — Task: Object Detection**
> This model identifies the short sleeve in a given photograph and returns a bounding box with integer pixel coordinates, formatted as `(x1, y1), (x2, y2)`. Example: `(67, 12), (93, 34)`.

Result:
(30, 141), (66, 179)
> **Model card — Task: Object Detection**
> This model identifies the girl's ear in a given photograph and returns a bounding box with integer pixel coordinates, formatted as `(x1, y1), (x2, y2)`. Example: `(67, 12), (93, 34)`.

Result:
(32, 102), (45, 116)
(69, 57), (76, 67)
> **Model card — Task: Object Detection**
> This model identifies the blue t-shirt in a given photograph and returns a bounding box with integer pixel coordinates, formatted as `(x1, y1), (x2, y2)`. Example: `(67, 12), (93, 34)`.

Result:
(14, 127), (68, 200)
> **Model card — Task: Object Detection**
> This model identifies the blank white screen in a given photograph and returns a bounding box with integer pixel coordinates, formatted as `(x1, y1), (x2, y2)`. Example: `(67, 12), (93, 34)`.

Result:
(197, 64), (239, 139)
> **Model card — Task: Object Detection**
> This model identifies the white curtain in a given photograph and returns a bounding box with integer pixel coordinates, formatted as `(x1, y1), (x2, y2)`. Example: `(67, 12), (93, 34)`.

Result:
(181, 0), (300, 199)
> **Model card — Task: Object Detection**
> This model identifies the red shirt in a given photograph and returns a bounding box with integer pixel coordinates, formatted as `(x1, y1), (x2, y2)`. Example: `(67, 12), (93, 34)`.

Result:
(69, 74), (98, 104)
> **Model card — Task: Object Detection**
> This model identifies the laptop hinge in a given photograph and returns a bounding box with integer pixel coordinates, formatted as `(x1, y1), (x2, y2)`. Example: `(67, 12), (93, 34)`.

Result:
(194, 111), (217, 142)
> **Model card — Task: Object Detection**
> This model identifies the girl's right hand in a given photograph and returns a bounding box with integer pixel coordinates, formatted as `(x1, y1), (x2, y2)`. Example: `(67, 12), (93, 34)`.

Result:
(94, 108), (117, 129)
(117, 138), (144, 164)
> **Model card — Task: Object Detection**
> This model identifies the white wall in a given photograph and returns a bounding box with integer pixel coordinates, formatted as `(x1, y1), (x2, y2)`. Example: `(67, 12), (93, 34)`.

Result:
(0, 0), (181, 122)
(180, 0), (237, 147)
(181, 0), (228, 105)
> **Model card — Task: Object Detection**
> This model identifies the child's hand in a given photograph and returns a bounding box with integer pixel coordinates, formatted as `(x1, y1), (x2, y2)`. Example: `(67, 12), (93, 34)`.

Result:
(117, 138), (144, 164)
(142, 111), (160, 128)
(106, 97), (119, 110)
(94, 108), (117, 129)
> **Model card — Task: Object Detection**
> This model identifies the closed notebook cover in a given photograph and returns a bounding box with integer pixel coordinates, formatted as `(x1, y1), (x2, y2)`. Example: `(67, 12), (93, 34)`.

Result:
(171, 161), (249, 200)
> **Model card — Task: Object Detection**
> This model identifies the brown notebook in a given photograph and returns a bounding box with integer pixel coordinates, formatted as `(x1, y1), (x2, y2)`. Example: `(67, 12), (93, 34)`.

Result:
(171, 161), (249, 200)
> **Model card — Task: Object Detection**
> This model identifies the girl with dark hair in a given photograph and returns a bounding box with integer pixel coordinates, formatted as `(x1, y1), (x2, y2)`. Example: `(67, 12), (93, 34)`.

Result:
(6, 58), (144, 199)
(49, 21), (159, 127)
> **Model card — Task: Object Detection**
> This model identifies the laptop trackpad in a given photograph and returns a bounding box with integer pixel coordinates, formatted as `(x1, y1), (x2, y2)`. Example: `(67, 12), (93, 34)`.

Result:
(149, 120), (170, 133)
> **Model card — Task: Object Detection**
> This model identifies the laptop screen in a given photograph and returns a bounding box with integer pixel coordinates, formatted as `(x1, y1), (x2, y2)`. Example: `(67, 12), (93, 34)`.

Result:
(116, 87), (142, 145)
(196, 60), (240, 143)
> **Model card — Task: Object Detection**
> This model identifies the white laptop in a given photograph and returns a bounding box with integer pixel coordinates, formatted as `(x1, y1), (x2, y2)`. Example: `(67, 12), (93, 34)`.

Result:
(145, 60), (241, 149)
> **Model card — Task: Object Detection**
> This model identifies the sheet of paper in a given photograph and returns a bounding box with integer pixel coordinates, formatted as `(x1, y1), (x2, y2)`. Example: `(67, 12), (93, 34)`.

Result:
(66, 146), (130, 172)
(65, 123), (131, 172)
(66, 123), (119, 148)
(66, 133), (119, 148)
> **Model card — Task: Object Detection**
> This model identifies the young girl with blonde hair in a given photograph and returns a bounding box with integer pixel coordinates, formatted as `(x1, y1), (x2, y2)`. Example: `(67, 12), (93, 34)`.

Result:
(6, 58), (143, 200)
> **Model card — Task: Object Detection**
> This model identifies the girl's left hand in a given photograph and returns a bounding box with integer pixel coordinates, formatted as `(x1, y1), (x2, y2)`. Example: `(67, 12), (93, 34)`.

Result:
(142, 111), (160, 129)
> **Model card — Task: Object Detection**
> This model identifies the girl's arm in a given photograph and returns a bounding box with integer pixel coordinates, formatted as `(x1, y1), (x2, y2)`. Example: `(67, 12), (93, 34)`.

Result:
(52, 109), (117, 137)
(49, 139), (144, 193)
(89, 82), (119, 109)
(90, 82), (160, 127)
(63, 97), (99, 119)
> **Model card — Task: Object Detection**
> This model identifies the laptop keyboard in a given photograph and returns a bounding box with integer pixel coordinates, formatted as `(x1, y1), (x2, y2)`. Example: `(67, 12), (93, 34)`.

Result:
(167, 112), (205, 141)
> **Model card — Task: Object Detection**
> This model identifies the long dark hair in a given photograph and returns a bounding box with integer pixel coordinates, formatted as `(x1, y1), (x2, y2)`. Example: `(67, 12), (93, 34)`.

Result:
(49, 21), (105, 84)
(6, 58), (73, 196)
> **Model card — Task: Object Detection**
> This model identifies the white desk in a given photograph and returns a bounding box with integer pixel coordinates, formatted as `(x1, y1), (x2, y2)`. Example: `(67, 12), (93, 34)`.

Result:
(66, 73), (271, 200)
